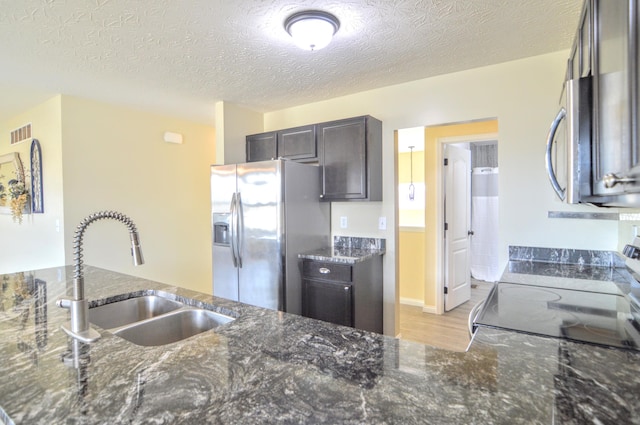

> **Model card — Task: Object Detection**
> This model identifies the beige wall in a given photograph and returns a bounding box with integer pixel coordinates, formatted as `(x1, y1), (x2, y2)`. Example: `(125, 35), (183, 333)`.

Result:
(215, 101), (263, 165)
(398, 229), (425, 303)
(0, 96), (65, 273)
(259, 51), (619, 335)
(58, 96), (216, 293)
(398, 149), (426, 303)
(2, 95), (217, 293)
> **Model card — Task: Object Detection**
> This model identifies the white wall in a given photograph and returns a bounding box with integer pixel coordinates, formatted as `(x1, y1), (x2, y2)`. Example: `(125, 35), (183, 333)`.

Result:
(260, 51), (619, 335)
(0, 96), (65, 273)
(60, 96), (216, 294)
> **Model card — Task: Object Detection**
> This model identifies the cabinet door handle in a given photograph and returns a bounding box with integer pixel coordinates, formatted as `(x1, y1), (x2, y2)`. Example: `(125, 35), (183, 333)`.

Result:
(603, 173), (636, 188)
(344, 286), (350, 291)
(319, 267), (330, 274)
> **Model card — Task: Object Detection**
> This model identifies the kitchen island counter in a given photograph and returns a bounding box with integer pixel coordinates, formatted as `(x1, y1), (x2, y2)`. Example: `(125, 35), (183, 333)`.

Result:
(1, 265), (639, 424)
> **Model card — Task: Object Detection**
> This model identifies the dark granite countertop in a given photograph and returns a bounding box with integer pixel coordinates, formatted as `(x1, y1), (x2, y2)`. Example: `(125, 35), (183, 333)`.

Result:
(1, 265), (639, 424)
(501, 246), (637, 298)
(501, 260), (633, 295)
(298, 247), (385, 264)
(298, 236), (386, 264)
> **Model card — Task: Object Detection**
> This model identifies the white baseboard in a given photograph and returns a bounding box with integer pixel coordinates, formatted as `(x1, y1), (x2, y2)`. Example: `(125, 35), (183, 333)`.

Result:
(421, 305), (437, 314)
(400, 297), (423, 307)
(400, 298), (438, 314)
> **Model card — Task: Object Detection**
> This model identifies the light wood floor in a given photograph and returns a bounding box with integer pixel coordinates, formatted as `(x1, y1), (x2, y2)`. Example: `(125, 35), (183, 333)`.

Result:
(399, 280), (494, 352)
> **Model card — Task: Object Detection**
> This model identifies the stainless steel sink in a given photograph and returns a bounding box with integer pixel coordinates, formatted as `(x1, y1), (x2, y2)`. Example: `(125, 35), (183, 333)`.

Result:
(88, 293), (235, 346)
(113, 309), (234, 346)
(89, 295), (183, 329)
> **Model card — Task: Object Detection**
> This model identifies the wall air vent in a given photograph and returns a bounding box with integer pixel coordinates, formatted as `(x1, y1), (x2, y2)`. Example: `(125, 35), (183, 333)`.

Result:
(10, 123), (32, 145)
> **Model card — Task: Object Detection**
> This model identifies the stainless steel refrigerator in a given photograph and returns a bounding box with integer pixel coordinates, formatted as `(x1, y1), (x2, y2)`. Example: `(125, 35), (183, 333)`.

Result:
(211, 159), (330, 314)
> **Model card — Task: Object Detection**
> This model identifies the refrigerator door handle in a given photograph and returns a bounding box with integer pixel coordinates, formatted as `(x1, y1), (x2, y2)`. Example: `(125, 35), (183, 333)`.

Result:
(229, 193), (239, 268)
(236, 192), (244, 268)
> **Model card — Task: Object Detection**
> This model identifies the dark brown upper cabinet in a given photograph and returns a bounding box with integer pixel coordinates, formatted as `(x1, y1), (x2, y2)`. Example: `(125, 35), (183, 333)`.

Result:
(246, 126), (317, 163)
(246, 131), (277, 162)
(276, 125), (317, 162)
(317, 115), (382, 201)
(245, 115), (382, 202)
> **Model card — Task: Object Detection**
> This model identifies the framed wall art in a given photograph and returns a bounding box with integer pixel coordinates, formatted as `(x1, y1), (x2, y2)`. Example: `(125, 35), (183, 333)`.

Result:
(30, 139), (43, 214)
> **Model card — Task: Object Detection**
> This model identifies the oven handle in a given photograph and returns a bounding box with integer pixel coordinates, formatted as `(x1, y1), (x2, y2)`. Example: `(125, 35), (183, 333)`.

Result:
(545, 107), (567, 201)
(468, 298), (487, 337)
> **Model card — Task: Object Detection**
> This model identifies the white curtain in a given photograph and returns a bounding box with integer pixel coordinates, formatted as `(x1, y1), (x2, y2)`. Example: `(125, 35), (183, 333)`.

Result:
(470, 167), (500, 282)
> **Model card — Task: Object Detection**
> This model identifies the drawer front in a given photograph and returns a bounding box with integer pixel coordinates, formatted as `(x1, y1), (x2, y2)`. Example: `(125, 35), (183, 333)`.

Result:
(302, 260), (352, 282)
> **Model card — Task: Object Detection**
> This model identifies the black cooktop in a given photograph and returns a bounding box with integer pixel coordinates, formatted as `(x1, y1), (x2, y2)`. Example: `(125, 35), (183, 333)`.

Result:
(475, 282), (640, 351)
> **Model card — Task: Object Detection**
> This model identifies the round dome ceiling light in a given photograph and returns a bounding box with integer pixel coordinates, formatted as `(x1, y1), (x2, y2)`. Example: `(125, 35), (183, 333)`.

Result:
(284, 10), (340, 51)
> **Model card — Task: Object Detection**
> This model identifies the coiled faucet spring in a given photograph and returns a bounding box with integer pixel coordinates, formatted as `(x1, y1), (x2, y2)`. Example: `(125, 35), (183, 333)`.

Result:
(72, 211), (144, 299)
(58, 210), (144, 343)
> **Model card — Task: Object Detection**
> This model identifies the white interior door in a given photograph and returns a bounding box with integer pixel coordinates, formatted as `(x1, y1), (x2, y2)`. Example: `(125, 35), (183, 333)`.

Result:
(444, 145), (471, 311)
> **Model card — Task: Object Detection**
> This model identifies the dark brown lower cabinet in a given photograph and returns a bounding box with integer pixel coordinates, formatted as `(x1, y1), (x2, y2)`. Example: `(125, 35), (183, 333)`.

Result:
(301, 257), (382, 333)
(302, 279), (353, 327)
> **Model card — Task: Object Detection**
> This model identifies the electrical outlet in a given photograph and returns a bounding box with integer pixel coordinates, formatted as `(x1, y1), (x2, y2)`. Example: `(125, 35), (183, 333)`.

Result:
(378, 216), (387, 230)
(340, 216), (348, 229)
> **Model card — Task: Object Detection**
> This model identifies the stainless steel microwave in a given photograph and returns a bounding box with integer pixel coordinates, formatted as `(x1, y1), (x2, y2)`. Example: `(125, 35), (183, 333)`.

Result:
(546, 0), (640, 207)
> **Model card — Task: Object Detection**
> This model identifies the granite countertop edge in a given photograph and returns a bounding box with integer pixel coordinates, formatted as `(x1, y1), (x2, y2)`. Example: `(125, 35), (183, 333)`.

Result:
(298, 248), (386, 264)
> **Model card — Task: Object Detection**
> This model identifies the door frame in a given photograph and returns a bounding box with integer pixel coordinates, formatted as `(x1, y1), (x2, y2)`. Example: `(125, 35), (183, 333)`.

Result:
(434, 132), (498, 314)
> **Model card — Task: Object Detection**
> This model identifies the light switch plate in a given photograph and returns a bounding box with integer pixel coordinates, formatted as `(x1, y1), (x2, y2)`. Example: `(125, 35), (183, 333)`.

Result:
(378, 216), (387, 230)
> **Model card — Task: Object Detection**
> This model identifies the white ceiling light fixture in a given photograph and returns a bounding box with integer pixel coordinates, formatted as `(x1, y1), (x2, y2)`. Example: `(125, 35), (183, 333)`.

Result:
(284, 10), (340, 51)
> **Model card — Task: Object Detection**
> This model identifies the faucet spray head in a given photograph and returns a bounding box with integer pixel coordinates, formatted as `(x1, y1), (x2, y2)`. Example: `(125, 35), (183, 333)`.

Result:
(130, 231), (144, 266)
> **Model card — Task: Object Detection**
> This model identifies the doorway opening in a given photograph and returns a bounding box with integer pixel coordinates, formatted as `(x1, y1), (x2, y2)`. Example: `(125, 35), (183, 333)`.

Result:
(396, 119), (498, 346)
(396, 119), (498, 347)
(442, 137), (499, 311)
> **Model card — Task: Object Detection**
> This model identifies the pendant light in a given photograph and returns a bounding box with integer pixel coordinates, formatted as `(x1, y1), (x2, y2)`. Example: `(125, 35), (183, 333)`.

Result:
(408, 146), (415, 201)
(284, 10), (340, 51)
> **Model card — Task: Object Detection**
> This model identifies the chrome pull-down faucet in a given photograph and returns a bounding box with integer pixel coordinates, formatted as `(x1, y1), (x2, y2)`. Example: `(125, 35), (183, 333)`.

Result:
(57, 211), (144, 343)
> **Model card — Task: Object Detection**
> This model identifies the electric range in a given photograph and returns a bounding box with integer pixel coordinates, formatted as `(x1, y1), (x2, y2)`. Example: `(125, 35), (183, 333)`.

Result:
(475, 279), (640, 352)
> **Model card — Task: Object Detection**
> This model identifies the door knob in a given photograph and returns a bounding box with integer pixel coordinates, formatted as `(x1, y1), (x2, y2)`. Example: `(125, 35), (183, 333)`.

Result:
(468, 230), (475, 236)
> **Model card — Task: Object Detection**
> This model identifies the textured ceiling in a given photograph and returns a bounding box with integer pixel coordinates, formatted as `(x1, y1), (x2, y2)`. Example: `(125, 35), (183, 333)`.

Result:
(0, 0), (582, 124)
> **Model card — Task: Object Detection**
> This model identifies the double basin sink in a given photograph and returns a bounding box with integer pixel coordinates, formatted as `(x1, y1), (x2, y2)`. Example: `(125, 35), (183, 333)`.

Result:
(88, 292), (235, 346)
